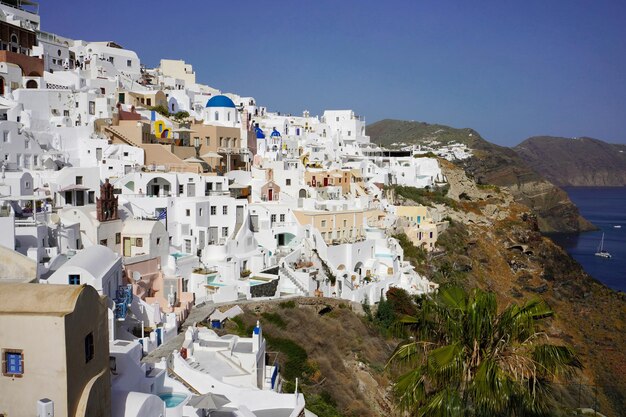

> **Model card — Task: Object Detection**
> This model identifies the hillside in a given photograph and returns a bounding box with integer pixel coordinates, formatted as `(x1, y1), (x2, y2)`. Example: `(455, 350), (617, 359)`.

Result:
(367, 119), (595, 233)
(514, 136), (626, 186)
(215, 164), (625, 417)
(390, 161), (626, 416)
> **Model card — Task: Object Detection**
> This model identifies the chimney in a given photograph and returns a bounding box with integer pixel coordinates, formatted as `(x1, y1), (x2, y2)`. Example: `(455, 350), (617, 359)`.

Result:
(252, 320), (262, 352)
(37, 398), (54, 417)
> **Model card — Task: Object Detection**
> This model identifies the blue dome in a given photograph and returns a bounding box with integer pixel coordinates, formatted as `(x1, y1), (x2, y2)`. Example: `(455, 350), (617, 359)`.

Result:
(270, 128), (281, 137)
(205, 95), (236, 108)
(255, 127), (266, 139)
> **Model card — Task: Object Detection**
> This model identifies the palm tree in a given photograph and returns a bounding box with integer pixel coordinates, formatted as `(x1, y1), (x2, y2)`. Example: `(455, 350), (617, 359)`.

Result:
(389, 286), (582, 417)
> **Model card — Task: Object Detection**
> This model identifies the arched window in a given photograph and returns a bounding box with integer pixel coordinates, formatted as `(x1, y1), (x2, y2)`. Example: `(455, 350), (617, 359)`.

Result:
(227, 112), (230, 122)
(214, 111), (219, 121)
(0, 77), (5, 96)
(26, 80), (38, 89)
(10, 34), (18, 53)
(171, 103), (175, 112)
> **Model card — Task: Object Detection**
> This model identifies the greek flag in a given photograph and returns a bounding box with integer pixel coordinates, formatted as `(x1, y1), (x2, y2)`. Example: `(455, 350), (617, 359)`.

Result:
(157, 208), (167, 220)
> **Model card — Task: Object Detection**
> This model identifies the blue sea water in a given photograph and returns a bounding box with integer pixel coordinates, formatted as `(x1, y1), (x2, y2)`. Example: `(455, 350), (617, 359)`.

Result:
(549, 187), (626, 292)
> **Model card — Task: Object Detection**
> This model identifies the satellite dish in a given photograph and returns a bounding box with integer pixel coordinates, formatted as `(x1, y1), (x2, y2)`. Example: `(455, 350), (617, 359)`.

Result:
(50, 213), (60, 224)
(132, 271), (141, 282)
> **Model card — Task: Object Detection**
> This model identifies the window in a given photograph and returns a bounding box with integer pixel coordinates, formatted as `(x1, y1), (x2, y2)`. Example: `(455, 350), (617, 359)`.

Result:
(89, 101), (95, 115)
(215, 112), (219, 121)
(127, 59), (132, 67)
(3, 350), (23, 376)
(88, 191), (95, 204)
(63, 110), (70, 117)
(222, 206), (228, 215)
(84, 333), (94, 363)
(280, 214), (285, 222)
(178, 185), (183, 195)
(321, 220), (327, 227)
(199, 208), (203, 216)
(343, 220), (347, 227)
(270, 214), (276, 223)
(156, 237), (161, 245)
(286, 179), (291, 186)
(2, 131), (8, 142)
(185, 209), (190, 216)
(336, 117), (339, 121)
(69, 274), (80, 285)
(210, 206), (216, 215)
(222, 227), (228, 237)
(205, 137), (210, 146)
(135, 238), (143, 247)
(100, 239), (107, 246)
(347, 130), (351, 136)
(115, 233), (121, 244)
(146, 98), (151, 106)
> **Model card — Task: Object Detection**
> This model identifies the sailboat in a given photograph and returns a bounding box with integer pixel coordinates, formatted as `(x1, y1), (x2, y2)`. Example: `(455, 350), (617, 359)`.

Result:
(594, 233), (612, 258)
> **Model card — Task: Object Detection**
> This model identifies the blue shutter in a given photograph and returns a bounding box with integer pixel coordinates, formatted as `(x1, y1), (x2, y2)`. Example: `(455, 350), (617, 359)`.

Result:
(7, 352), (22, 374)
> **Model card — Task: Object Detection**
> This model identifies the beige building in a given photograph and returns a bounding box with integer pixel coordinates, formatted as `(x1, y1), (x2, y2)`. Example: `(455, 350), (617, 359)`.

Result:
(395, 205), (431, 225)
(119, 90), (167, 109)
(190, 121), (245, 171)
(304, 168), (357, 195)
(159, 59), (196, 85)
(0, 283), (111, 417)
(294, 209), (366, 245)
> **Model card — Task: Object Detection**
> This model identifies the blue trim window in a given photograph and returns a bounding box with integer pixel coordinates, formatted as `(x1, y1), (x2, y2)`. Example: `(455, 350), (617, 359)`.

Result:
(4, 350), (23, 376)
(69, 274), (80, 285)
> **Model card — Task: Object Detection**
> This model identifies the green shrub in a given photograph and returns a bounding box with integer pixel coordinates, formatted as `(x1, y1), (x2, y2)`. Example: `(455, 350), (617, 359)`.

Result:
(261, 312), (287, 329)
(279, 300), (296, 309)
(265, 335), (312, 381)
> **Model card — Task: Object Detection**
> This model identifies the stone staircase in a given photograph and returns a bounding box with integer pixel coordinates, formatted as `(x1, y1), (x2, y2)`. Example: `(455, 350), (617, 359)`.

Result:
(279, 266), (308, 295)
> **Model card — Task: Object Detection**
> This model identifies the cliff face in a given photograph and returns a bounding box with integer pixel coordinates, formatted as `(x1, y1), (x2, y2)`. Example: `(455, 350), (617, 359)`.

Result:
(514, 136), (626, 187)
(426, 163), (626, 416)
(367, 119), (594, 233)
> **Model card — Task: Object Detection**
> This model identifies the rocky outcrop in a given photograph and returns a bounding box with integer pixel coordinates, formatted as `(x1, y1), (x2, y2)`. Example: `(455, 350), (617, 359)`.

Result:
(367, 119), (595, 233)
(514, 136), (626, 187)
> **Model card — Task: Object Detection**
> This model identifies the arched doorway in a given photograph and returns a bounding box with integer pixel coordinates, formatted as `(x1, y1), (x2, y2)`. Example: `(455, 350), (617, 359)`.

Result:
(26, 80), (38, 89)
(146, 177), (172, 197)
(298, 189), (307, 198)
(0, 77), (4, 96)
(354, 261), (364, 277)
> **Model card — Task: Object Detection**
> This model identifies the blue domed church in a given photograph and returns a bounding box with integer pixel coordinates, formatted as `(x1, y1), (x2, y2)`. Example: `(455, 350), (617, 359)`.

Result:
(204, 95), (238, 127)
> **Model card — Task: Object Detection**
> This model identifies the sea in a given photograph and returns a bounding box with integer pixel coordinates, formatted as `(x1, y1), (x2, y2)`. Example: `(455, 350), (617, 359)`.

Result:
(549, 187), (626, 293)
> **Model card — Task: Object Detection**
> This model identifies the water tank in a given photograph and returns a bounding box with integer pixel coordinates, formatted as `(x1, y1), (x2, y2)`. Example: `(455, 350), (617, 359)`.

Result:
(37, 398), (54, 417)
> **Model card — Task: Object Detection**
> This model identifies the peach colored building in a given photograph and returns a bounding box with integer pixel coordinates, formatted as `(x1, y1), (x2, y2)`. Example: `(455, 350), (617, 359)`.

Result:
(0, 284), (111, 417)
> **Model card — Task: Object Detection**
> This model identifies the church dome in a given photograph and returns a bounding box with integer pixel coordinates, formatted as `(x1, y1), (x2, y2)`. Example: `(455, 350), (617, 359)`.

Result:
(205, 95), (236, 108)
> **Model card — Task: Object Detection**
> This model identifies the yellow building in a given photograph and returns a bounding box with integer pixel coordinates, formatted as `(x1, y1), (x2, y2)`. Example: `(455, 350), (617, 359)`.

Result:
(395, 205), (431, 225)
(0, 283), (111, 417)
(294, 209), (366, 245)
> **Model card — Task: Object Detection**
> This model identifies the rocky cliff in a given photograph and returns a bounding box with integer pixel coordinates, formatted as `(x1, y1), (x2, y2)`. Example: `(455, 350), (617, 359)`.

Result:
(514, 136), (626, 186)
(391, 162), (626, 416)
(367, 119), (595, 233)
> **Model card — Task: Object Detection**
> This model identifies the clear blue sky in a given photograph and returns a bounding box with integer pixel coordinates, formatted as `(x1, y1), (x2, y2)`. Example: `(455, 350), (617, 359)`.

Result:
(40, 0), (626, 146)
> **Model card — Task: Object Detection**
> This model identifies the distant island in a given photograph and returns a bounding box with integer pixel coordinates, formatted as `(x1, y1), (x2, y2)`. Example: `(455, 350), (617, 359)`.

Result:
(514, 136), (626, 187)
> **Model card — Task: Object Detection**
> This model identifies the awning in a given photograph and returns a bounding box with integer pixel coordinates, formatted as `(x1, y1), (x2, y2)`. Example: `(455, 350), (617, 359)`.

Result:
(201, 152), (223, 159)
(184, 157), (205, 164)
(187, 393), (230, 410)
(58, 184), (89, 192)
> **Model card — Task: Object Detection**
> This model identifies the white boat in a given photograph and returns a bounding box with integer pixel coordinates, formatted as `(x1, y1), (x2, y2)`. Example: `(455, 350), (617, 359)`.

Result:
(614, 225), (622, 229)
(594, 233), (612, 258)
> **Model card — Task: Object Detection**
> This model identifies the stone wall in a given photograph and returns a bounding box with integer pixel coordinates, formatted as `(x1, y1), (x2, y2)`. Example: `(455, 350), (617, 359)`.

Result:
(250, 279), (278, 298)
